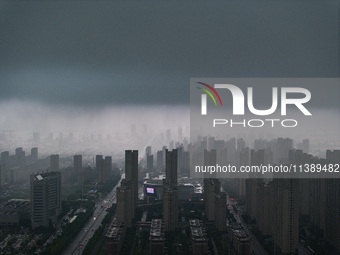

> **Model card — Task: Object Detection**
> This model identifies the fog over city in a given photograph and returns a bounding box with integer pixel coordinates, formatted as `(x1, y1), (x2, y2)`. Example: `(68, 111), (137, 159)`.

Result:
(0, 100), (189, 157)
(1, 99), (339, 160)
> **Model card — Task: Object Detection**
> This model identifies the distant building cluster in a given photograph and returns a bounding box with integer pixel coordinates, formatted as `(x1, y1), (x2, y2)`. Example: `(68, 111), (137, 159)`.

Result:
(0, 199), (30, 227)
(0, 147), (44, 186)
(0, 133), (339, 255)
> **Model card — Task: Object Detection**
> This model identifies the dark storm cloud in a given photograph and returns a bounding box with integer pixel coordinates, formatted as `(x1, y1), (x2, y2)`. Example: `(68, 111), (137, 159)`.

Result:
(0, 1), (338, 106)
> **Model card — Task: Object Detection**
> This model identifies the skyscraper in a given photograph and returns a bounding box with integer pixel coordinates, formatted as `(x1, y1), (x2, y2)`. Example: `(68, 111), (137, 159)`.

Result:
(272, 178), (299, 255)
(163, 179), (178, 231)
(147, 154), (154, 173)
(116, 180), (134, 228)
(96, 155), (104, 183)
(125, 150), (138, 209)
(1, 151), (9, 185)
(163, 149), (178, 231)
(203, 149), (221, 222)
(31, 147), (38, 162)
(116, 150), (139, 228)
(204, 178), (221, 222)
(165, 149), (177, 184)
(256, 182), (273, 236)
(215, 192), (226, 231)
(50, 154), (59, 172)
(156, 150), (163, 171)
(104, 156), (112, 180)
(146, 146), (152, 156)
(325, 178), (340, 252)
(74, 155), (83, 185)
(30, 171), (61, 229)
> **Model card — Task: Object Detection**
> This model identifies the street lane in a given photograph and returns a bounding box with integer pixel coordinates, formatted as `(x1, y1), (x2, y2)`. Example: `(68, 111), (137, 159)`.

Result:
(227, 195), (268, 255)
(63, 174), (123, 255)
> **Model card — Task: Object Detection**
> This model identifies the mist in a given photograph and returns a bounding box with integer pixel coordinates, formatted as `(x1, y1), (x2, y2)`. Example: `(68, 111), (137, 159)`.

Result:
(0, 100), (189, 158)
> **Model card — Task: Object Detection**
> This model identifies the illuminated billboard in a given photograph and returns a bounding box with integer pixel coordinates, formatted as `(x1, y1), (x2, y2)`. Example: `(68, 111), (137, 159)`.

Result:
(146, 187), (155, 194)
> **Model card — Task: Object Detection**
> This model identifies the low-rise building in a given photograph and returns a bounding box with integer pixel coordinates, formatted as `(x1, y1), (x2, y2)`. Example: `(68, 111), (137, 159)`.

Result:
(149, 219), (164, 255)
(189, 219), (208, 255)
(106, 219), (125, 255)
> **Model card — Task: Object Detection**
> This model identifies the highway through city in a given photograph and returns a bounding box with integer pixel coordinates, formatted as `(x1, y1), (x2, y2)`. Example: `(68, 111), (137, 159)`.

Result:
(63, 174), (124, 255)
(227, 195), (268, 255)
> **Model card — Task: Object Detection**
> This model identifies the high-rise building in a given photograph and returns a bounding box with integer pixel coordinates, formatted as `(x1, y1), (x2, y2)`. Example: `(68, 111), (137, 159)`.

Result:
(166, 129), (171, 144)
(147, 154), (154, 173)
(215, 192), (227, 231)
(125, 150), (138, 209)
(325, 150), (340, 252)
(177, 146), (183, 176)
(325, 178), (340, 252)
(30, 171), (61, 229)
(182, 151), (190, 177)
(156, 150), (163, 170)
(74, 155), (83, 185)
(0, 166), (2, 190)
(31, 147), (38, 162)
(96, 155), (103, 182)
(326, 149), (340, 163)
(146, 146), (152, 156)
(96, 155), (103, 170)
(178, 126), (183, 141)
(15, 147), (25, 167)
(104, 156), (112, 180)
(274, 137), (293, 164)
(163, 179), (178, 231)
(50, 154), (59, 172)
(116, 150), (139, 228)
(203, 149), (219, 221)
(272, 179), (299, 255)
(163, 149), (178, 232)
(245, 179), (258, 221)
(1, 151), (9, 185)
(116, 180), (133, 227)
(204, 178), (221, 222)
(255, 182), (273, 236)
(302, 139), (309, 154)
(165, 149), (177, 184)
(309, 178), (326, 235)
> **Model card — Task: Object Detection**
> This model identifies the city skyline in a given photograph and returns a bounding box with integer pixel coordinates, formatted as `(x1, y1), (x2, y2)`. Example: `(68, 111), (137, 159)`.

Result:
(0, 1), (339, 254)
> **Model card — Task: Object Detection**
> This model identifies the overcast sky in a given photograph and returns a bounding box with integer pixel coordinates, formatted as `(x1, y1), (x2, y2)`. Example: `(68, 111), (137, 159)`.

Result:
(0, 0), (339, 107)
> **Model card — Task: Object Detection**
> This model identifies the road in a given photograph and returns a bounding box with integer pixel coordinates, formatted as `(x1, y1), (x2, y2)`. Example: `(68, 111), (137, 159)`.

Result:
(227, 195), (268, 255)
(63, 174), (124, 255)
